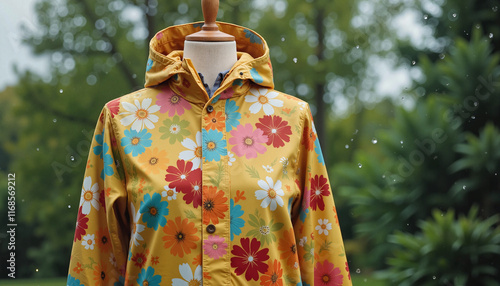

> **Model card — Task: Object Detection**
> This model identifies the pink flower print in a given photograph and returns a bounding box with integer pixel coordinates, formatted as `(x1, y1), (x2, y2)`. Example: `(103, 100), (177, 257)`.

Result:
(203, 235), (228, 259)
(229, 124), (268, 159)
(156, 87), (191, 116)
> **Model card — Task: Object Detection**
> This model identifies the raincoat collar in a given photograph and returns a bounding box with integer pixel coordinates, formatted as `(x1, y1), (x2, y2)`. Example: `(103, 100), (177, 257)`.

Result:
(145, 21), (274, 104)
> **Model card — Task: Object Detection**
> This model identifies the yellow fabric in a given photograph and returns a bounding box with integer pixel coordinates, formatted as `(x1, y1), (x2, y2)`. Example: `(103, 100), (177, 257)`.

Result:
(67, 22), (352, 286)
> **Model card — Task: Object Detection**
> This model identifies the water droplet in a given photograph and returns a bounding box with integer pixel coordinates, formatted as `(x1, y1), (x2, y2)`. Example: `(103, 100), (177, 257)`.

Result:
(293, 58), (298, 63)
(68, 194), (71, 197)
(452, 13), (457, 18)
(439, 54), (446, 60)
(355, 45), (360, 49)
(489, 33), (494, 39)
(382, 175), (386, 179)
(70, 156), (75, 161)
(345, 144), (350, 149)
(353, 129), (359, 135)
(358, 163), (363, 168)
(471, 116), (476, 119)
(493, 6), (498, 12)
(474, 102), (478, 106)
(281, 37), (285, 42)
(494, 172), (497, 176)
(36, 148), (40, 151)
(411, 60), (416, 65)
(423, 14), (428, 20)
(350, 138), (354, 142)
(53, 118), (57, 123)
(36, 269), (39, 272)
(356, 268), (361, 274)
(68, 205), (71, 208)
(400, 140), (404, 144)
(462, 185), (466, 190)
(475, 24), (481, 29)
(371, 138), (378, 144)
(433, 276), (436, 280)
(59, 89), (63, 93)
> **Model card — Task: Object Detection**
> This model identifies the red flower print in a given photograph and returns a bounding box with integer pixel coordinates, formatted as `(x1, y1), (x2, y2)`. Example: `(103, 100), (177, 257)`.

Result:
(345, 261), (351, 280)
(156, 87), (191, 116)
(106, 97), (120, 117)
(310, 175), (330, 211)
(259, 259), (283, 286)
(74, 206), (89, 242)
(231, 237), (270, 281)
(165, 160), (202, 208)
(314, 260), (344, 286)
(255, 115), (292, 148)
(132, 252), (147, 268)
(302, 125), (317, 151)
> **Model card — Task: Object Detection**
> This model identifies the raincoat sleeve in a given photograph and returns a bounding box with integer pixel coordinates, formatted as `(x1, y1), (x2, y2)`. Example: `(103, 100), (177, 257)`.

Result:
(292, 103), (352, 285)
(67, 105), (129, 285)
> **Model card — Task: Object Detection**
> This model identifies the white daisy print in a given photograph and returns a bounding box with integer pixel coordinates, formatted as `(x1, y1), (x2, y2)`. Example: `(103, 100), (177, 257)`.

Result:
(299, 236), (307, 247)
(81, 234), (95, 250)
(130, 203), (146, 247)
(119, 98), (160, 131)
(262, 165), (273, 173)
(315, 218), (333, 236)
(172, 263), (202, 286)
(228, 151), (236, 166)
(109, 253), (117, 267)
(162, 186), (178, 201)
(245, 88), (283, 115)
(79, 176), (100, 215)
(298, 101), (307, 110)
(178, 131), (202, 169)
(255, 176), (284, 211)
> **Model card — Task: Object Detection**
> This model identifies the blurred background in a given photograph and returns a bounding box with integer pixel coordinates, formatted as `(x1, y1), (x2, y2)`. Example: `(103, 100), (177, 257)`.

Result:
(1, 0), (500, 285)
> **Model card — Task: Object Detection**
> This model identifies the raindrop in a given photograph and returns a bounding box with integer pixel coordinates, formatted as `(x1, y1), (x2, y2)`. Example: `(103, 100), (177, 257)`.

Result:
(355, 45), (360, 49)
(353, 129), (359, 135)
(452, 13), (457, 18)
(36, 269), (39, 272)
(293, 58), (298, 63)
(411, 60), (416, 65)
(371, 138), (378, 144)
(53, 118), (58, 123)
(59, 89), (63, 94)
(358, 163), (363, 168)
(281, 37), (285, 42)
(68, 194), (71, 197)
(350, 138), (354, 142)
(36, 148), (40, 151)
(382, 175), (386, 179)
(493, 6), (498, 12)
(494, 173), (497, 176)
(473, 102), (478, 106)
(471, 116), (476, 120)
(462, 185), (466, 190)
(356, 268), (361, 274)
(68, 205), (71, 208)
(345, 144), (350, 149)
(433, 276), (436, 280)
(423, 14), (428, 20)
(489, 33), (494, 39)
(400, 140), (404, 144)
(70, 156), (75, 161)
(439, 54), (446, 60)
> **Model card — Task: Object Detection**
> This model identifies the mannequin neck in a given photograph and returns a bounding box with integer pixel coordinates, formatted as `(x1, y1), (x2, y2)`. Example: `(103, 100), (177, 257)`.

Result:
(183, 40), (238, 90)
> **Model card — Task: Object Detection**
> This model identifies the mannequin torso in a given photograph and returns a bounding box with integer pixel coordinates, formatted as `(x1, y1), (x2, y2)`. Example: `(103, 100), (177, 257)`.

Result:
(183, 40), (238, 93)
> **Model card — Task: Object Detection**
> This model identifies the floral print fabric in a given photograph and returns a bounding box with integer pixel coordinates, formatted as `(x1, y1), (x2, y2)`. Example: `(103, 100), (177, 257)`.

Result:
(67, 21), (351, 286)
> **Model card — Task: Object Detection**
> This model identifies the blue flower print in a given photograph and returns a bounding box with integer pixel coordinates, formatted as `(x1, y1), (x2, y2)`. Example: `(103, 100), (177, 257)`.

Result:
(67, 274), (84, 286)
(233, 79), (243, 86)
(244, 29), (263, 44)
(250, 68), (264, 84)
(225, 99), (241, 132)
(93, 128), (107, 158)
(101, 148), (115, 179)
(136, 266), (162, 286)
(314, 137), (325, 165)
(299, 207), (309, 223)
(140, 193), (169, 230)
(230, 199), (245, 241)
(121, 129), (152, 157)
(146, 58), (154, 71)
(113, 276), (125, 286)
(202, 129), (227, 162)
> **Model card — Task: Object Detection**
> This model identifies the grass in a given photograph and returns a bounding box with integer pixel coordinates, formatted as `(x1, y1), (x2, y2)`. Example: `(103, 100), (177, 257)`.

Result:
(1, 275), (388, 285)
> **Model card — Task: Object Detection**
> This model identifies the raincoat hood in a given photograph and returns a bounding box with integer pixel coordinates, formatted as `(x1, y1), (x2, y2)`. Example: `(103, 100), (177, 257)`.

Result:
(145, 22), (274, 102)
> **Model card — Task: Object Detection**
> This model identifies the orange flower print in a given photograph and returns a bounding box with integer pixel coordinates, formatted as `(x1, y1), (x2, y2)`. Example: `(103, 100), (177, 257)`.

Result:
(95, 228), (112, 253)
(73, 262), (83, 274)
(202, 186), (229, 225)
(235, 190), (246, 203)
(278, 228), (299, 268)
(193, 254), (202, 266)
(93, 263), (109, 286)
(204, 111), (225, 131)
(301, 125), (317, 151)
(259, 259), (283, 286)
(162, 216), (199, 257)
(138, 147), (169, 174)
(151, 256), (159, 265)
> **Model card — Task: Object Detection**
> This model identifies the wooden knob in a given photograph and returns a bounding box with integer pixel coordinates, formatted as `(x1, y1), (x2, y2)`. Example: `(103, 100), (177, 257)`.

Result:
(185, 0), (235, 42)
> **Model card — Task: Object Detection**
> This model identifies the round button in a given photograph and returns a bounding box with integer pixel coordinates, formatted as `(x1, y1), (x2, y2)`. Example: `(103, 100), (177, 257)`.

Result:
(207, 105), (214, 113)
(206, 224), (216, 233)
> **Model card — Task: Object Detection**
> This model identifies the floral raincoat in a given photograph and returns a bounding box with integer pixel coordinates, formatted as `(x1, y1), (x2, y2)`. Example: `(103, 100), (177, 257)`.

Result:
(67, 22), (352, 286)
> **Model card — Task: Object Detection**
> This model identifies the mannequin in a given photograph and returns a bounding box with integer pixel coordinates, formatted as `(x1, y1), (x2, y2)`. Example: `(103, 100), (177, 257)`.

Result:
(183, 0), (237, 91)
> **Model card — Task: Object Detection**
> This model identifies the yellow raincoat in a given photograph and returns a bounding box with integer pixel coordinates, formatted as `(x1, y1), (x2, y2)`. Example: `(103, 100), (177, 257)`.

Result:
(67, 22), (352, 286)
